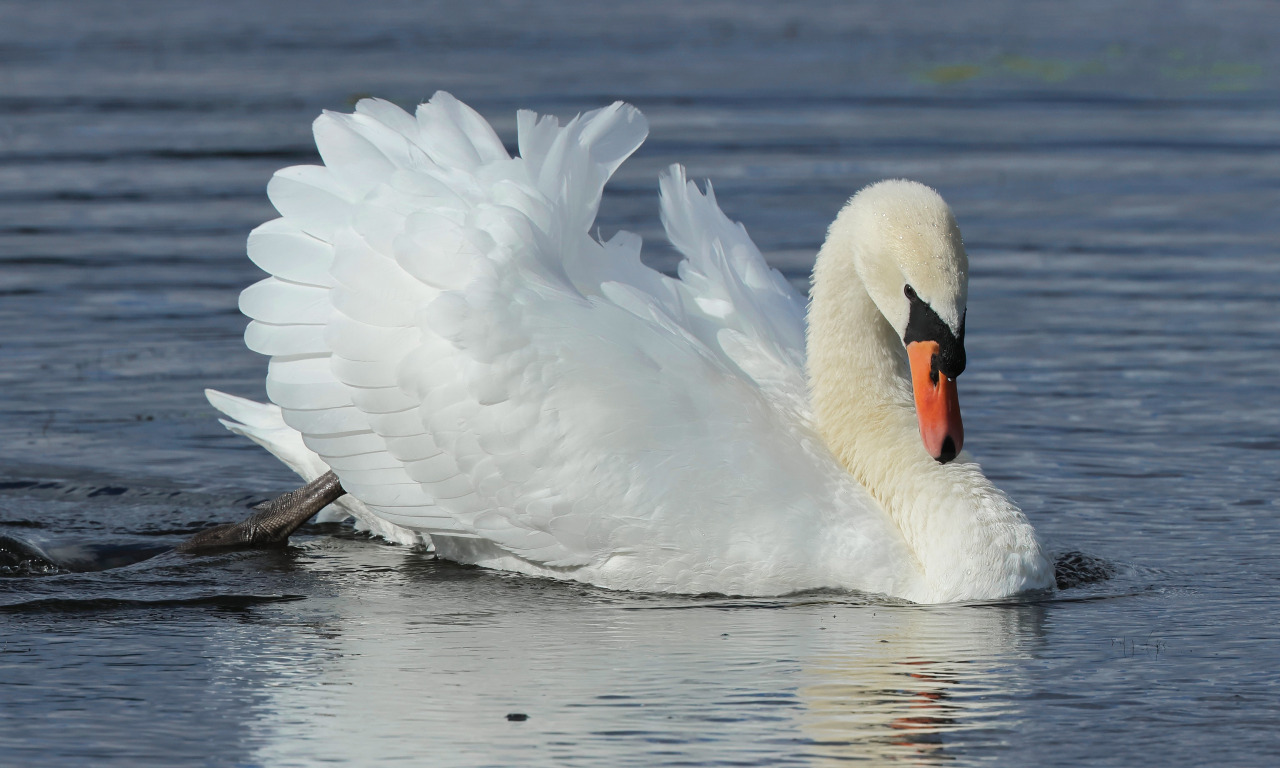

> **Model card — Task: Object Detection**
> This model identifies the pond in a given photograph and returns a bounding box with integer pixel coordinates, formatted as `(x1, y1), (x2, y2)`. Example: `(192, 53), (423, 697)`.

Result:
(1, 1), (1277, 765)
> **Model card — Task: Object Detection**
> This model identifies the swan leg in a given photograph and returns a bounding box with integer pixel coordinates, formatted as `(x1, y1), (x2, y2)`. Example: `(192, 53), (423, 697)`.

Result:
(176, 471), (345, 553)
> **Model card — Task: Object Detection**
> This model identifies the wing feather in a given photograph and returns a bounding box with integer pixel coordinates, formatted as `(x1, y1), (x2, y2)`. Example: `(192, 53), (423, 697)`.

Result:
(415, 92), (507, 170)
(303, 430), (391, 457)
(247, 219), (335, 286)
(660, 165), (807, 367)
(351, 99), (422, 156)
(313, 112), (397, 196)
(239, 278), (330, 325)
(244, 321), (327, 356)
(283, 405), (373, 436)
(232, 93), (865, 579)
(265, 166), (354, 241)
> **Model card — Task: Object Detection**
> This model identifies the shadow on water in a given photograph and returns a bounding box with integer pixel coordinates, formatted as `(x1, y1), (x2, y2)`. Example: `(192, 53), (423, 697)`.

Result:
(0, 592), (305, 613)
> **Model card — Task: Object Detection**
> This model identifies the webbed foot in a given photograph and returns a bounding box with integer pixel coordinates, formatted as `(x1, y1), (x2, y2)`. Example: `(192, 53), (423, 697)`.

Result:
(1053, 550), (1117, 589)
(176, 471), (345, 553)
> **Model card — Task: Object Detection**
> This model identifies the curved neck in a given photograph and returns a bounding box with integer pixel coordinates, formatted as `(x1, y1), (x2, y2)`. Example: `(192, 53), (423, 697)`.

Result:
(805, 238), (1050, 600)
(807, 238), (933, 525)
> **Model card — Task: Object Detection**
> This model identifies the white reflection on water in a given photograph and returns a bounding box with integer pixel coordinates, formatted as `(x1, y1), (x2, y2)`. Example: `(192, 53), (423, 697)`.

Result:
(203, 540), (1046, 766)
(797, 603), (1043, 765)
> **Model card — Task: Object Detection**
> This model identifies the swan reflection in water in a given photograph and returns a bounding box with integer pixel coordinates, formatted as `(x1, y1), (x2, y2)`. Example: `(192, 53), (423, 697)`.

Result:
(797, 601), (1044, 765)
(197, 540), (1045, 766)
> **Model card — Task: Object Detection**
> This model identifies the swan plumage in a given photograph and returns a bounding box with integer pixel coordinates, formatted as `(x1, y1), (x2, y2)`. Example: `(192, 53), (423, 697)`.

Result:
(209, 92), (1054, 602)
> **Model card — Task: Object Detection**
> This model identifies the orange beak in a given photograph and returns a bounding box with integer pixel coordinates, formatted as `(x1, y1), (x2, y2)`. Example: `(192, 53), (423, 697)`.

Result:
(907, 341), (963, 463)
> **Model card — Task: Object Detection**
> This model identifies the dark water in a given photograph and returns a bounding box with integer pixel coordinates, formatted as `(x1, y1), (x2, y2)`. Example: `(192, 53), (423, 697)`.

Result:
(2, 1), (1278, 765)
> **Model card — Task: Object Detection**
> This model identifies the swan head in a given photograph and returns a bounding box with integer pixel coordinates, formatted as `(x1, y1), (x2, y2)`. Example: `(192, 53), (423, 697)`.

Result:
(829, 179), (969, 463)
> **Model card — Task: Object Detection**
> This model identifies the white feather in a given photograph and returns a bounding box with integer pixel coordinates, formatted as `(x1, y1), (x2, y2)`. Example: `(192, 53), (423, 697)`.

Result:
(313, 112), (397, 197)
(265, 166), (354, 241)
(246, 219), (335, 287)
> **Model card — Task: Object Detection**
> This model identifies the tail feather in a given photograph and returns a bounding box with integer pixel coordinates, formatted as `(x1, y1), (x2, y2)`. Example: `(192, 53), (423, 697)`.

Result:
(204, 389), (421, 544)
(205, 389), (329, 481)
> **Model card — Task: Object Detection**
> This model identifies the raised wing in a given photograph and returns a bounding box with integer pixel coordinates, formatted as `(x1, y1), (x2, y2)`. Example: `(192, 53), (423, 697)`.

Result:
(658, 165), (809, 410)
(237, 93), (845, 578)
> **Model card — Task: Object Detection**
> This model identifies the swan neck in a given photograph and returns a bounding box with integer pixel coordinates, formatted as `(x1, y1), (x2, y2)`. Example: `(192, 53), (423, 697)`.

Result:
(807, 240), (918, 489)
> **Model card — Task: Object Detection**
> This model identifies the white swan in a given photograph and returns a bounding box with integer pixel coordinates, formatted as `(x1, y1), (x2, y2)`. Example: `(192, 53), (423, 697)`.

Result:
(207, 92), (1054, 603)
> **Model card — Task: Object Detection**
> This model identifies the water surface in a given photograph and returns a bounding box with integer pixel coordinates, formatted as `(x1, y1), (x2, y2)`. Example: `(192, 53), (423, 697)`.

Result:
(1, 1), (1278, 765)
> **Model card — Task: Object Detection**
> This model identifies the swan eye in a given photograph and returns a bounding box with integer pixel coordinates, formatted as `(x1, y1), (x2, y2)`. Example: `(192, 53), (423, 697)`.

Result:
(904, 285), (917, 301)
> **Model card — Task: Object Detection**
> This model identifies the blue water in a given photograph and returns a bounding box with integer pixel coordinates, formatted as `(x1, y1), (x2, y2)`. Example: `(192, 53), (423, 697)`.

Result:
(2, 1), (1278, 765)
